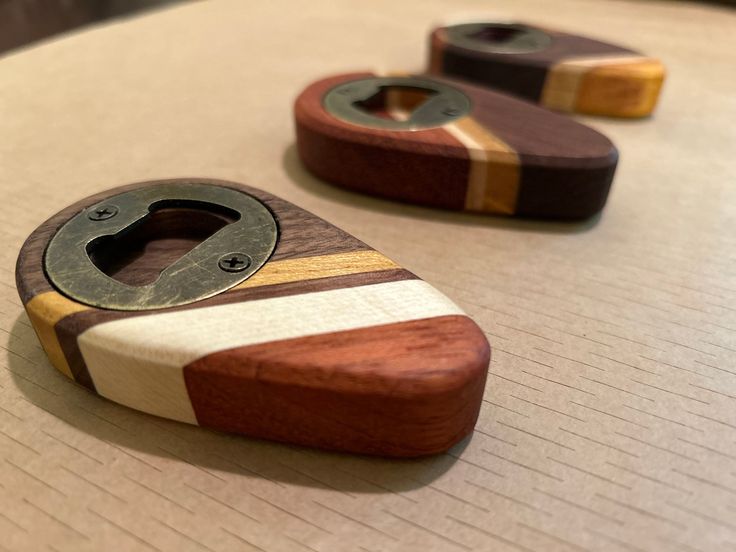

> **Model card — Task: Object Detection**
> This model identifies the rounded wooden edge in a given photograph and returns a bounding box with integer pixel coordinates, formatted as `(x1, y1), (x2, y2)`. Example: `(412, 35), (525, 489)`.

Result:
(427, 24), (664, 118)
(16, 178), (491, 457)
(572, 58), (666, 118)
(184, 315), (490, 457)
(294, 72), (618, 218)
(427, 24), (638, 68)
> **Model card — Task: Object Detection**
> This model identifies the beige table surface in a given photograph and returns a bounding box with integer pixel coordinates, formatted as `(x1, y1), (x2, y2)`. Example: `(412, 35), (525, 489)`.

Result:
(1, 1), (735, 551)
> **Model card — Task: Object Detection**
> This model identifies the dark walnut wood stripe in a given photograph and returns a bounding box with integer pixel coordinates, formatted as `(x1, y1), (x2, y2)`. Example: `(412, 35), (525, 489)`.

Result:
(184, 315), (489, 457)
(55, 268), (417, 390)
(429, 26), (635, 103)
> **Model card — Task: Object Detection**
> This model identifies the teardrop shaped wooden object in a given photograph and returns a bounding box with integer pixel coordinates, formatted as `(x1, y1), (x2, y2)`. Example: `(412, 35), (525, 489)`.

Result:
(295, 72), (618, 219)
(16, 179), (490, 457)
(428, 22), (665, 118)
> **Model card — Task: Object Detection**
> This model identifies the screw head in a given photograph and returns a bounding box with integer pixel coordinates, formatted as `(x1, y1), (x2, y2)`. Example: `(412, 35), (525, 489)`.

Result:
(88, 205), (118, 221)
(218, 253), (252, 273)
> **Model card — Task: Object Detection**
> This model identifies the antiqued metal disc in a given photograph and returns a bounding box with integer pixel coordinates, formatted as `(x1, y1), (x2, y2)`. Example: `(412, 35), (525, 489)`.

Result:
(444, 22), (551, 54)
(323, 76), (471, 131)
(44, 182), (278, 311)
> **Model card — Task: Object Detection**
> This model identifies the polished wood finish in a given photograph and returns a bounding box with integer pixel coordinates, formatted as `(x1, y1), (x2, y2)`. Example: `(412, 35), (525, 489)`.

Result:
(428, 23), (665, 117)
(295, 72), (618, 219)
(15, 178), (490, 457)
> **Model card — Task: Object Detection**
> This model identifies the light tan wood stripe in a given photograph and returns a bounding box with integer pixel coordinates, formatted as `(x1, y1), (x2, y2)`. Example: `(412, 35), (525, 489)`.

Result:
(233, 250), (399, 290)
(445, 116), (520, 214)
(25, 292), (90, 378)
(541, 54), (664, 115)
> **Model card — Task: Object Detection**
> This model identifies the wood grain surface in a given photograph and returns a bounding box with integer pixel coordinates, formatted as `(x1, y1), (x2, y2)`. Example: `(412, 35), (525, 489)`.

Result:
(16, 179), (489, 457)
(1, 1), (736, 551)
(428, 22), (665, 117)
(295, 72), (617, 218)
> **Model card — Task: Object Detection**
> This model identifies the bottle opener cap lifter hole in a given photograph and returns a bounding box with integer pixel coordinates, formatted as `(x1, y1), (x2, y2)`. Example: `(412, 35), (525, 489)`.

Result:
(44, 182), (278, 311)
(323, 76), (471, 131)
(445, 22), (552, 54)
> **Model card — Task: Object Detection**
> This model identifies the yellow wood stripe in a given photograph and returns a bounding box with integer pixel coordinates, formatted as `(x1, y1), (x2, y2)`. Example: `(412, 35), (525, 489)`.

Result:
(445, 116), (520, 214)
(576, 58), (665, 117)
(234, 250), (400, 289)
(25, 292), (90, 379)
(541, 55), (664, 116)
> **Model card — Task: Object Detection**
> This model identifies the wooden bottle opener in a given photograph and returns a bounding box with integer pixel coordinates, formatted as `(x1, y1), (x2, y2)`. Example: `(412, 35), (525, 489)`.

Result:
(428, 22), (665, 118)
(15, 179), (490, 457)
(295, 73), (618, 218)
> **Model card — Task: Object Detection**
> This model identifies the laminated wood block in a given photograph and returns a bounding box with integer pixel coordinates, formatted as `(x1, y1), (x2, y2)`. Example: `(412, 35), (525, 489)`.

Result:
(16, 178), (490, 457)
(428, 22), (665, 118)
(295, 72), (618, 218)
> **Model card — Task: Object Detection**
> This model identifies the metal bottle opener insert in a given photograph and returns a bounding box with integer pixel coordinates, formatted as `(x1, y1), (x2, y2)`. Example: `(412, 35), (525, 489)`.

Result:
(323, 76), (471, 130)
(444, 22), (551, 54)
(44, 182), (278, 311)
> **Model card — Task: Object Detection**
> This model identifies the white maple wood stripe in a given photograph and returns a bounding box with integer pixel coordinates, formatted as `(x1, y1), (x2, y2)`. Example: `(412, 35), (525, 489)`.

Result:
(76, 280), (465, 424)
(540, 54), (655, 111)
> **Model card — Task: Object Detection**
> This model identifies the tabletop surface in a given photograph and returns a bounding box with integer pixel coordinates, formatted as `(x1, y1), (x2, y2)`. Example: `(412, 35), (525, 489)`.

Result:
(1, 1), (735, 551)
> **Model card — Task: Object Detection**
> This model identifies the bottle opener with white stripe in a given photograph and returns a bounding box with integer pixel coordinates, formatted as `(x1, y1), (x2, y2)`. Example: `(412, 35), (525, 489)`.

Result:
(428, 22), (666, 118)
(16, 178), (490, 457)
(295, 73), (618, 219)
